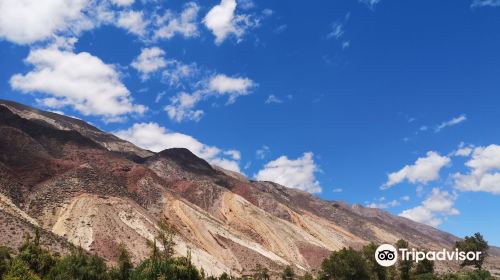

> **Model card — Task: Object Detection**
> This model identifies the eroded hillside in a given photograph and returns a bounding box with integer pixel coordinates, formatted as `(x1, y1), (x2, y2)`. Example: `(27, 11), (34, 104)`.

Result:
(0, 99), (498, 277)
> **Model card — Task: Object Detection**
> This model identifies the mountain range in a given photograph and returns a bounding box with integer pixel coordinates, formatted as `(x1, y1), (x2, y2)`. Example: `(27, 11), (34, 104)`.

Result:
(0, 99), (498, 277)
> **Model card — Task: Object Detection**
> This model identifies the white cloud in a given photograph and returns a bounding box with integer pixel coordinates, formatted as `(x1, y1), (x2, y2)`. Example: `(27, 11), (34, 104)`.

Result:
(455, 147), (473, 157)
(262, 9), (274, 17)
(326, 13), (350, 49)
(211, 158), (241, 173)
(0, 0), (95, 45)
(110, 0), (134, 6)
(399, 188), (459, 227)
(453, 144), (500, 194)
(203, 0), (258, 44)
(435, 114), (467, 132)
(359, 0), (381, 10)
(327, 22), (345, 40)
(453, 142), (474, 157)
(165, 74), (254, 122)
(162, 61), (198, 88)
(265, 94), (283, 104)
(155, 91), (166, 103)
(131, 47), (167, 80)
(274, 24), (287, 34)
(366, 195), (411, 209)
(165, 91), (204, 122)
(383, 151), (451, 189)
(342, 41), (350, 49)
(256, 145), (270, 159)
(10, 45), (146, 121)
(154, 2), (200, 40)
(255, 152), (321, 193)
(208, 74), (254, 103)
(115, 122), (241, 172)
(131, 47), (197, 86)
(239, 0), (255, 10)
(332, 188), (343, 193)
(471, 0), (500, 7)
(367, 199), (400, 209)
(224, 150), (241, 160)
(116, 10), (148, 37)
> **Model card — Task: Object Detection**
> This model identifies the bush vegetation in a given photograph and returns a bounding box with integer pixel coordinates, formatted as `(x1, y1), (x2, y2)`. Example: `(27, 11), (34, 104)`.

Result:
(0, 227), (494, 280)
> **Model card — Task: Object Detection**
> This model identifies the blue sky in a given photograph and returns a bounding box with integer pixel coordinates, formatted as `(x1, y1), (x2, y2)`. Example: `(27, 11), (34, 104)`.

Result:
(1, 0), (500, 246)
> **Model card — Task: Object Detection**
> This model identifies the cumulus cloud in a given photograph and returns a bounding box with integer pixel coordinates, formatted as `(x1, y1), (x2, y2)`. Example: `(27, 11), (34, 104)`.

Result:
(165, 91), (204, 122)
(399, 188), (459, 227)
(131, 47), (197, 86)
(208, 74), (254, 103)
(224, 150), (241, 160)
(471, 0), (500, 7)
(116, 10), (148, 37)
(165, 74), (254, 122)
(115, 122), (241, 172)
(255, 152), (322, 193)
(382, 151), (451, 189)
(131, 47), (167, 80)
(0, 0), (203, 45)
(10, 45), (146, 121)
(453, 144), (500, 194)
(203, 0), (259, 44)
(453, 142), (474, 157)
(0, 0), (96, 44)
(435, 114), (467, 132)
(154, 2), (200, 40)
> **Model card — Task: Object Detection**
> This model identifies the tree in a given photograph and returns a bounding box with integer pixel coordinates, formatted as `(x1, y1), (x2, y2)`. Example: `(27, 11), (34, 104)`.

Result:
(253, 264), (270, 280)
(363, 242), (387, 280)
(109, 243), (133, 280)
(396, 239), (413, 280)
(157, 220), (176, 261)
(414, 251), (434, 277)
(2, 258), (40, 280)
(131, 255), (201, 280)
(0, 246), (12, 278)
(455, 232), (489, 269)
(46, 248), (109, 280)
(281, 265), (294, 280)
(318, 247), (370, 280)
(16, 229), (55, 277)
(303, 272), (314, 280)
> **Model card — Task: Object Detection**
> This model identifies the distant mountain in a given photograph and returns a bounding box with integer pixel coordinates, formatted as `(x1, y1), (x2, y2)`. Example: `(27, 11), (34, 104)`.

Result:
(0, 99), (498, 277)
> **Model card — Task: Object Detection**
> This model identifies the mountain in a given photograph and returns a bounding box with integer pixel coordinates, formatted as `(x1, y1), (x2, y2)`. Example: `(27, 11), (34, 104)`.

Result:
(0, 99), (498, 277)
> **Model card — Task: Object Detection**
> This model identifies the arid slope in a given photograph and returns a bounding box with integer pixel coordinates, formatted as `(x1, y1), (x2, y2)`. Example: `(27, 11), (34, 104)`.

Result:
(0, 99), (498, 277)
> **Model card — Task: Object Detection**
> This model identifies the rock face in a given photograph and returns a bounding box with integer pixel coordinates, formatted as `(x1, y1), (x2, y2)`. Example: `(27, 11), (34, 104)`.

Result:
(0, 99), (498, 277)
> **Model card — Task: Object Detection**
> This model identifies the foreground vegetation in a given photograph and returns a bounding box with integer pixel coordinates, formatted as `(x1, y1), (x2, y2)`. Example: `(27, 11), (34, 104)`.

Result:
(0, 223), (495, 280)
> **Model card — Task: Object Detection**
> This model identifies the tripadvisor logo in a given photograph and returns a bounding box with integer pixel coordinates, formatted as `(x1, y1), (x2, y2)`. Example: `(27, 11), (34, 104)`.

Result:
(374, 244), (482, 267)
(375, 244), (398, 267)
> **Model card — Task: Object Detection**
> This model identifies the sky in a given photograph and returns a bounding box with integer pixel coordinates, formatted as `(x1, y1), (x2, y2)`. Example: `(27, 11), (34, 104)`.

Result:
(1, 0), (500, 246)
